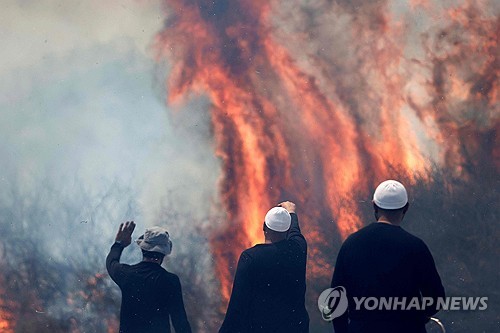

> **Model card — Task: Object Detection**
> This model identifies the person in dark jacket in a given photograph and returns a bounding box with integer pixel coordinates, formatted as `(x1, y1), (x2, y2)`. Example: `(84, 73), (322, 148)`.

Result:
(106, 221), (192, 333)
(219, 201), (309, 333)
(330, 180), (445, 333)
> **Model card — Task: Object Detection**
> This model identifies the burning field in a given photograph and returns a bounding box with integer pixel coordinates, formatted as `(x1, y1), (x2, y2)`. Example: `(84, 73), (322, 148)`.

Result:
(154, 0), (498, 327)
(1, 0), (498, 332)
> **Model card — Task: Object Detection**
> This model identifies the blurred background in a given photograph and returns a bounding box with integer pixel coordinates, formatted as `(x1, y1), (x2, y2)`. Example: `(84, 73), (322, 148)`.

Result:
(0, 0), (498, 332)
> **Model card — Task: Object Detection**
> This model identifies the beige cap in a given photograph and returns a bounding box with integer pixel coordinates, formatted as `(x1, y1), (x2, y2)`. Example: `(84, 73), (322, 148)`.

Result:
(136, 226), (172, 256)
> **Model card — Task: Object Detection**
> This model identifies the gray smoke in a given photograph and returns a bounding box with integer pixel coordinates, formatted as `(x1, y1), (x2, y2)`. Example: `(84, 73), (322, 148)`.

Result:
(1, 2), (222, 331)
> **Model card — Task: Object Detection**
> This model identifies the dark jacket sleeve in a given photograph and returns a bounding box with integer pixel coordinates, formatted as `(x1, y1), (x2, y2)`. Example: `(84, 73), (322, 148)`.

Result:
(417, 242), (445, 318)
(106, 242), (127, 287)
(287, 213), (307, 254)
(331, 244), (349, 333)
(170, 275), (192, 333)
(219, 252), (252, 333)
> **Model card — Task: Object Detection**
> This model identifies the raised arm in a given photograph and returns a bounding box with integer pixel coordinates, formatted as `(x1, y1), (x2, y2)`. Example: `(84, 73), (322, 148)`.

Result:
(106, 242), (126, 284)
(106, 221), (135, 286)
(279, 201), (307, 251)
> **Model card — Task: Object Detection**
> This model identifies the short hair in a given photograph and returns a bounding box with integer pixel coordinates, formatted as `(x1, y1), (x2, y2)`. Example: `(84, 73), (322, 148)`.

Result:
(263, 222), (288, 241)
(374, 202), (409, 214)
(141, 249), (165, 260)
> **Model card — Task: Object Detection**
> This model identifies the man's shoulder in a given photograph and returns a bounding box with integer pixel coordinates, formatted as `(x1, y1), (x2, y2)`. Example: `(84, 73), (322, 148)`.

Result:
(242, 243), (275, 260)
(343, 223), (376, 242)
(399, 227), (426, 242)
(153, 268), (182, 290)
(388, 225), (429, 250)
(159, 267), (180, 281)
(345, 223), (426, 246)
(242, 244), (264, 257)
(135, 263), (180, 282)
(243, 240), (304, 260)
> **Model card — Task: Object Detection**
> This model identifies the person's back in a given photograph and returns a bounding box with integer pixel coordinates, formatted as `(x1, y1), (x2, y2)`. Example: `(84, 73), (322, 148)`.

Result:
(106, 222), (191, 333)
(331, 180), (444, 333)
(242, 219), (308, 331)
(333, 223), (443, 331)
(219, 202), (309, 333)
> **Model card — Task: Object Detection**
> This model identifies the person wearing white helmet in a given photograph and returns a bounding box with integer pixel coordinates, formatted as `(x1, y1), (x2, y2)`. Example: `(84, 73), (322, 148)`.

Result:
(219, 201), (310, 333)
(106, 221), (191, 333)
(331, 180), (445, 333)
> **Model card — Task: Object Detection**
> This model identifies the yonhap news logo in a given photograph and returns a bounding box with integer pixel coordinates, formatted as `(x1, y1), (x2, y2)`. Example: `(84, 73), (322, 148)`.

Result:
(318, 286), (488, 321)
(317, 286), (348, 321)
(350, 296), (488, 311)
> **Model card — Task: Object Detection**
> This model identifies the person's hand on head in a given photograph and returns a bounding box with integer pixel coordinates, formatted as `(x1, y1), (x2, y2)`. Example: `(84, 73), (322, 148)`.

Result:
(278, 201), (296, 214)
(115, 221), (136, 247)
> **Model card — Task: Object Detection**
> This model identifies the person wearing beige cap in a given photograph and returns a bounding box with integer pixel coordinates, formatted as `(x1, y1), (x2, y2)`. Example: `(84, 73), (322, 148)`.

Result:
(106, 221), (191, 333)
(330, 180), (445, 333)
(219, 201), (310, 333)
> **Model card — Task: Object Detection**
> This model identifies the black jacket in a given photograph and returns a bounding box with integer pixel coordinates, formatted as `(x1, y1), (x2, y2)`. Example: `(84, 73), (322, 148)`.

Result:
(106, 243), (192, 333)
(331, 222), (445, 333)
(219, 213), (309, 333)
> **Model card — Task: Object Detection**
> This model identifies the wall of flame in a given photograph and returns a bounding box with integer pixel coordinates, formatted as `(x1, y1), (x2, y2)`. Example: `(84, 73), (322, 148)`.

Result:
(0, 1), (497, 331)
(155, 0), (498, 309)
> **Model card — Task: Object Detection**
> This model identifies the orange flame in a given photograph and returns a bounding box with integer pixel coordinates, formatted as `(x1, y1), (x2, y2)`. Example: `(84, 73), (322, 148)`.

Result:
(156, 0), (498, 306)
(0, 276), (16, 333)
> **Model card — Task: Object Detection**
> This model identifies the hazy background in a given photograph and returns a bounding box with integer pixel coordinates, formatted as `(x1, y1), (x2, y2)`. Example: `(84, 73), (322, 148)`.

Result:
(1, 1), (498, 332)
(1, 0), (222, 331)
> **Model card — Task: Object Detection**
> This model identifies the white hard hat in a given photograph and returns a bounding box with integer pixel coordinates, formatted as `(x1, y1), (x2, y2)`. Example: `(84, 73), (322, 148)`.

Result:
(373, 180), (408, 209)
(264, 207), (291, 232)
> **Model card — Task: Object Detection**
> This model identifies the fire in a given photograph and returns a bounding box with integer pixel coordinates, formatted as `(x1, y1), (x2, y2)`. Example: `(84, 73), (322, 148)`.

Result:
(0, 276), (15, 333)
(0, 318), (13, 333)
(67, 272), (120, 333)
(156, 0), (498, 307)
(0, 320), (13, 333)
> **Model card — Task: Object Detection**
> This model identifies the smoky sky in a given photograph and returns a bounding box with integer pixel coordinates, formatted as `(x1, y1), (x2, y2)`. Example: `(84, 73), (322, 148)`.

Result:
(0, 2), (222, 324)
(1, 0), (498, 331)
(1, 0), (221, 251)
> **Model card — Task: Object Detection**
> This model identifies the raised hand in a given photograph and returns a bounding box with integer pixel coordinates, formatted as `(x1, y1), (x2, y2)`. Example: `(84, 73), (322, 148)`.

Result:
(115, 221), (136, 247)
(278, 201), (296, 214)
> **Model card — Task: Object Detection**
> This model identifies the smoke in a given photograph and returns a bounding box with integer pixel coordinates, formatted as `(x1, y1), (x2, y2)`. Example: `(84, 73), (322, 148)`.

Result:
(156, 0), (498, 331)
(1, 0), (498, 332)
(1, 1), (222, 331)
